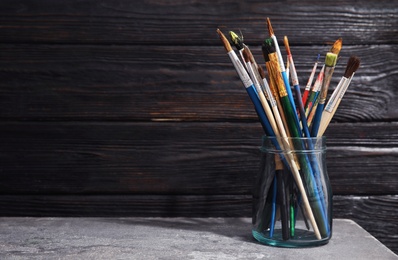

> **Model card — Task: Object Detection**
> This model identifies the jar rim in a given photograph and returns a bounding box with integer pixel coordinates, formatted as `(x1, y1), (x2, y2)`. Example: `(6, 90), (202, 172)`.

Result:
(260, 135), (326, 153)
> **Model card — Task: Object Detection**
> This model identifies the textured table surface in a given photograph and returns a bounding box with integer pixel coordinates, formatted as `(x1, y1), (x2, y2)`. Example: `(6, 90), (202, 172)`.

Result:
(0, 217), (396, 260)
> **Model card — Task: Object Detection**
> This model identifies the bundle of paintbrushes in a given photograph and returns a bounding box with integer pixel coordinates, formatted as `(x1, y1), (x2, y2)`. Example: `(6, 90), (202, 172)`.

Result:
(216, 18), (360, 244)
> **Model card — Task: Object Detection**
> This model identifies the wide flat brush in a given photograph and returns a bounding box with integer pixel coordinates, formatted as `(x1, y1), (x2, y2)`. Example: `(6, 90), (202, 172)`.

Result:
(317, 56), (360, 136)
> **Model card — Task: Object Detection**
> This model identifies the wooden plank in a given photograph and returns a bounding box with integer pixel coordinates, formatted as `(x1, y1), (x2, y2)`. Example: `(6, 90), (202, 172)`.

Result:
(0, 194), (396, 253)
(0, 194), (252, 217)
(0, 0), (396, 45)
(0, 44), (397, 121)
(1, 121), (397, 195)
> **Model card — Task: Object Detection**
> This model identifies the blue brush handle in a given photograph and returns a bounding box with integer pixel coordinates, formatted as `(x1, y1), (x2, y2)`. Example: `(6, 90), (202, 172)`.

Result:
(270, 174), (278, 238)
(294, 85), (311, 138)
(281, 72), (303, 137)
(311, 103), (325, 137)
(246, 85), (275, 137)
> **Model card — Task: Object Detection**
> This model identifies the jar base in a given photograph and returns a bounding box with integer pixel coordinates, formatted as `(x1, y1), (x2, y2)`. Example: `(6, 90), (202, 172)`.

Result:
(252, 229), (330, 248)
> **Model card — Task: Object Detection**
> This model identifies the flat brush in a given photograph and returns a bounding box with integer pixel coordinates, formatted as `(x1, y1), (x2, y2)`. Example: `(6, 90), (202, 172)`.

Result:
(330, 37), (343, 56)
(317, 56), (360, 136)
(262, 39), (292, 139)
(263, 39), (301, 168)
(266, 18), (300, 128)
(310, 52), (338, 137)
(258, 64), (294, 166)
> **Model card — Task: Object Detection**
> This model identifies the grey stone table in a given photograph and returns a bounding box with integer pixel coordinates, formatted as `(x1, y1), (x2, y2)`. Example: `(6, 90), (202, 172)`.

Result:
(0, 218), (397, 260)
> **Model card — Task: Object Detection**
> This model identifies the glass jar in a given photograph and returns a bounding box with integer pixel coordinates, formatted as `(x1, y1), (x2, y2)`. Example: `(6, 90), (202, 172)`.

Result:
(252, 136), (332, 247)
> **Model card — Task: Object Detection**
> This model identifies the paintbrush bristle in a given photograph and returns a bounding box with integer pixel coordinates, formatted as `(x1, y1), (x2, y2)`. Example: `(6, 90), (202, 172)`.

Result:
(330, 38), (343, 55)
(242, 48), (250, 63)
(262, 38), (275, 54)
(325, 53), (337, 67)
(266, 17), (274, 36)
(283, 36), (291, 55)
(216, 28), (233, 52)
(262, 44), (270, 63)
(243, 45), (256, 64)
(229, 31), (244, 50)
(258, 65), (266, 79)
(262, 39), (275, 63)
(344, 56), (361, 78)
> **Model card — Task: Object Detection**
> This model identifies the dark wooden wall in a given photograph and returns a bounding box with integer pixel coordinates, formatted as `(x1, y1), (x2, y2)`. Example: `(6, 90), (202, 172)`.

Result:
(0, 0), (397, 254)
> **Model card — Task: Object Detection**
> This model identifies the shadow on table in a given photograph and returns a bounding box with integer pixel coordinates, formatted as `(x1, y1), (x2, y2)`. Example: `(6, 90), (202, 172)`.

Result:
(99, 217), (257, 244)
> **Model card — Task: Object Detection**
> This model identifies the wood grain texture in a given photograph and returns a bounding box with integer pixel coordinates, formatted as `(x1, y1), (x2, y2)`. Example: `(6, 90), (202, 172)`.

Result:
(0, 0), (396, 45)
(0, 44), (397, 121)
(1, 122), (397, 195)
(0, 0), (397, 254)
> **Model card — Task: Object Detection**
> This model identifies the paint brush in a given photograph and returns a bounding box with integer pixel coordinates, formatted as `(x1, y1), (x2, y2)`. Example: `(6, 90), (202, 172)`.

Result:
(306, 38), (342, 126)
(267, 58), (322, 239)
(229, 30), (247, 69)
(263, 38), (307, 175)
(284, 37), (331, 233)
(242, 48), (281, 138)
(305, 65), (325, 123)
(230, 30), (267, 94)
(284, 36), (312, 138)
(266, 17), (300, 131)
(258, 65), (291, 143)
(262, 40), (292, 139)
(317, 56), (360, 136)
(266, 36), (330, 237)
(216, 28), (273, 136)
(310, 52), (338, 136)
(275, 154), (290, 240)
(310, 38), (342, 135)
(217, 29), (296, 176)
(302, 54), (320, 106)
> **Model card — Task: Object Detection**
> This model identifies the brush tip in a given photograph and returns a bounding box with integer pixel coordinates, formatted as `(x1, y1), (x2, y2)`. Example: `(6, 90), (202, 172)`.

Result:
(325, 52), (338, 67)
(344, 56), (361, 78)
(283, 36), (291, 55)
(258, 65), (266, 79)
(242, 48), (250, 63)
(229, 30), (244, 50)
(330, 37), (343, 55)
(266, 17), (274, 36)
(262, 38), (275, 62)
(216, 28), (232, 52)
